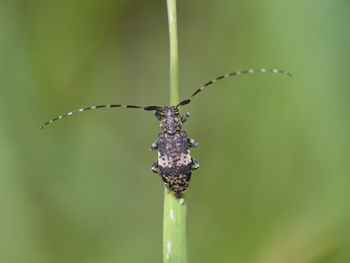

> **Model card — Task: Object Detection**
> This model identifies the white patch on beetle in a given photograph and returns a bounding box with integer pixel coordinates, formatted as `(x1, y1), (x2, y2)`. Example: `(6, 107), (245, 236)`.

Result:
(179, 198), (184, 205)
(170, 208), (175, 222)
(180, 152), (191, 165)
(158, 151), (191, 168)
(166, 240), (172, 259)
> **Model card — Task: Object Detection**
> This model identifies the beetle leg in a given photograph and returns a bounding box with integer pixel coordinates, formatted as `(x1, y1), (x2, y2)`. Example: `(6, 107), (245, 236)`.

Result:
(149, 140), (158, 151)
(191, 158), (199, 170)
(152, 161), (161, 175)
(181, 112), (190, 123)
(154, 111), (162, 121)
(188, 138), (198, 147)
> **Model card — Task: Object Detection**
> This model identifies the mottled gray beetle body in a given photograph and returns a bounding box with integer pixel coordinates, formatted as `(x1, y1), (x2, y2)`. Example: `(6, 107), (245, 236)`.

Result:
(158, 132), (192, 198)
(151, 106), (199, 198)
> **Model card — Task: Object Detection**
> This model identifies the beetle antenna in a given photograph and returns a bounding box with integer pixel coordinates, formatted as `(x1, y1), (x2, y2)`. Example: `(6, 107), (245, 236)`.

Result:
(41, 104), (162, 129)
(176, 68), (291, 107)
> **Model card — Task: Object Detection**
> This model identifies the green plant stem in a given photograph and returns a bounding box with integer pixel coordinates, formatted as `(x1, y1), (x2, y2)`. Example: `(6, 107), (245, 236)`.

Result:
(163, 1), (187, 263)
(163, 191), (187, 263)
(167, 0), (179, 106)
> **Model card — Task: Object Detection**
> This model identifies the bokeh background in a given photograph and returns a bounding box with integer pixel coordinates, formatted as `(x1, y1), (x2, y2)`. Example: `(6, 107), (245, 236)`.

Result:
(1, 0), (349, 262)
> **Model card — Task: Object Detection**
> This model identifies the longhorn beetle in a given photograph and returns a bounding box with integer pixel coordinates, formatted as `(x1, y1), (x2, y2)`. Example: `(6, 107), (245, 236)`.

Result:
(41, 68), (291, 198)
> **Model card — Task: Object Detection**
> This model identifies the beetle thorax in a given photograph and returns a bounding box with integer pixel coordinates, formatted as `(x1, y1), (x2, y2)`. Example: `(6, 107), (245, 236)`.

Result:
(159, 106), (182, 135)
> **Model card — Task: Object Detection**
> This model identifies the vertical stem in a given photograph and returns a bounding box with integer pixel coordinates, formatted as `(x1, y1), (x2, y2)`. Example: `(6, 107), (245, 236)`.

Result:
(164, 1), (187, 263)
(167, 0), (179, 106)
(163, 191), (187, 263)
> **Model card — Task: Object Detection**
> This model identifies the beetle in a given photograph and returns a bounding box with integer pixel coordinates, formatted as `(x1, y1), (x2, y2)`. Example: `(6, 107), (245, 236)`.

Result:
(41, 68), (291, 198)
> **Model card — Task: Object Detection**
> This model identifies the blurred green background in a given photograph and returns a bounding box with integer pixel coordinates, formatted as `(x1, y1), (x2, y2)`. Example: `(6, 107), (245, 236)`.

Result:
(1, 0), (349, 262)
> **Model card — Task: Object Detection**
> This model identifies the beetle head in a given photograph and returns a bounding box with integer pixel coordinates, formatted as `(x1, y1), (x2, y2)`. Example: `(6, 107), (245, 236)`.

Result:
(159, 106), (182, 135)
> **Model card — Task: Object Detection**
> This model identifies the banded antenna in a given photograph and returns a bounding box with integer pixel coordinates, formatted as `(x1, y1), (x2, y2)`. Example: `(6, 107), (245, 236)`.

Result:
(176, 68), (291, 107)
(41, 104), (162, 129)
